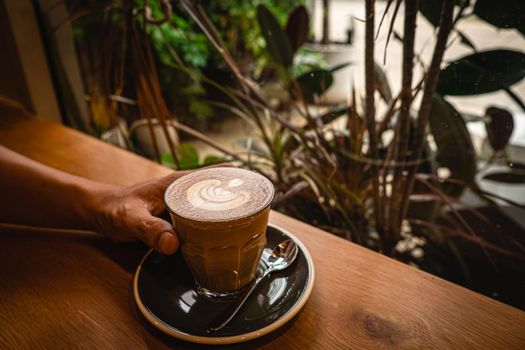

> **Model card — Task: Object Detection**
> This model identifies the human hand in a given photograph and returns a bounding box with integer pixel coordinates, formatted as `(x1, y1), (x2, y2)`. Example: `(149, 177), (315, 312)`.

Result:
(86, 171), (190, 255)
(0, 144), (230, 250)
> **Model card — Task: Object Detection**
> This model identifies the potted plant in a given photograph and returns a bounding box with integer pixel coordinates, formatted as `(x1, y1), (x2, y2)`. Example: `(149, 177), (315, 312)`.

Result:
(178, 0), (525, 308)
(62, 0), (525, 308)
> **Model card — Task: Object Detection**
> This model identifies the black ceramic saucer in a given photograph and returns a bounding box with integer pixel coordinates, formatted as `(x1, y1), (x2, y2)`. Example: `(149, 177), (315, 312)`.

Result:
(133, 224), (314, 345)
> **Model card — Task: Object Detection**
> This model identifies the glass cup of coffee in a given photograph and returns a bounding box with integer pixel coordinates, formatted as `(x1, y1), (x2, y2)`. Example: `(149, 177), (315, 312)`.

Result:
(164, 167), (274, 299)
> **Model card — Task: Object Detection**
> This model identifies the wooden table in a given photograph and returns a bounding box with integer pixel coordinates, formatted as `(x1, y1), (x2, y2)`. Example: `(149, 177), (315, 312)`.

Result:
(1, 112), (524, 349)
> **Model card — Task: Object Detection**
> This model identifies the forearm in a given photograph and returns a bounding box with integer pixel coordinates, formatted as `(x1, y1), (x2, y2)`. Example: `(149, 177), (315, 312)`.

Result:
(0, 145), (115, 230)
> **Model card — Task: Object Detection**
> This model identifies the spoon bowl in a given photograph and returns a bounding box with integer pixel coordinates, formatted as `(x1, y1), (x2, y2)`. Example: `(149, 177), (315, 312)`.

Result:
(208, 239), (299, 332)
(264, 239), (298, 271)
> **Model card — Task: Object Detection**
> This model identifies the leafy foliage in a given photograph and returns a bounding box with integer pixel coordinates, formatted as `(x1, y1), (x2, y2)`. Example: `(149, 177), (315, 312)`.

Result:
(428, 95), (477, 196)
(295, 63), (351, 103)
(147, 8), (210, 68)
(483, 172), (525, 184)
(255, 5), (351, 101)
(483, 171), (525, 184)
(285, 5), (309, 53)
(66, 0), (525, 304)
(437, 50), (525, 96)
(474, 0), (525, 34)
(484, 106), (514, 152)
(256, 5), (294, 69)
(296, 70), (333, 102)
(162, 143), (222, 170)
(419, 0), (470, 26)
(419, 0), (448, 27)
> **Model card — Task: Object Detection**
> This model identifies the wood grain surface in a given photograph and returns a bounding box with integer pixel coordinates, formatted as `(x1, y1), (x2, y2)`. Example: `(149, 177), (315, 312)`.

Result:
(1, 112), (525, 349)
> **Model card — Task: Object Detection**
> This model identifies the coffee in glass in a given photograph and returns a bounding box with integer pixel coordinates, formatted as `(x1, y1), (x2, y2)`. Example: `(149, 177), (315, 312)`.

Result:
(164, 167), (274, 299)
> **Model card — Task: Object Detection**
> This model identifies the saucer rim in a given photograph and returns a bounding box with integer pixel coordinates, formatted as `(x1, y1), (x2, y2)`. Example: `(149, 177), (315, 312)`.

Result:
(133, 223), (315, 345)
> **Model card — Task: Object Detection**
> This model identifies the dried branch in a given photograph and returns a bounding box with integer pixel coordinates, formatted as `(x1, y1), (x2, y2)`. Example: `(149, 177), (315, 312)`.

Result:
(408, 219), (525, 260)
(321, 0), (330, 45)
(398, 0), (456, 225)
(376, 0), (395, 40)
(365, 0), (382, 232)
(382, 0), (402, 65)
(388, 0), (418, 237)
(419, 174), (525, 210)
(272, 181), (309, 207)
(179, 0), (267, 105)
(376, 93), (400, 137)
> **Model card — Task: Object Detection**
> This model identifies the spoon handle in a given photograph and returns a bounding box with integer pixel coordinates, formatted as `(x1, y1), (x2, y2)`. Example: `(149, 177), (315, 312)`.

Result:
(208, 270), (271, 332)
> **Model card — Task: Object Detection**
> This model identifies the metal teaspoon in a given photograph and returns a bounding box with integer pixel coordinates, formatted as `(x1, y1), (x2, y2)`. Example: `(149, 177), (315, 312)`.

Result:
(208, 239), (299, 332)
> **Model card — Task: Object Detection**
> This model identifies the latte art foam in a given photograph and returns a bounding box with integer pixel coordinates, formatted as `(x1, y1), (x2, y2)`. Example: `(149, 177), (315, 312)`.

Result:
(187, 179), (250, 211)
(165, 167), (274, 222)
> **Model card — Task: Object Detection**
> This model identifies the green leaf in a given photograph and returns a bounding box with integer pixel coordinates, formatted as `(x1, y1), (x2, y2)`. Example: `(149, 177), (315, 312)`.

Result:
(508, 161), (525, 170)
(474, 0), (525, 31)
(374, 62), (393, 103)
(318, 105), (350, 125)
(437, 49), (525, 95)
(483, 172), (525, 184)
(419, 0), (443, 27)
(419, 0), (469, 27)
(286, 5), (309, 54)
(203, 155), (222, 166)
(161, 153), (176, 169)
(176, 143), (200, 170)
(456, 30), (476, 51)
(484, 106), (514, 151)
(429, 95), (477, 197)
(296, 69), (333, 103)
(257, 5), (293, 69)
(328, 62), (352, 73)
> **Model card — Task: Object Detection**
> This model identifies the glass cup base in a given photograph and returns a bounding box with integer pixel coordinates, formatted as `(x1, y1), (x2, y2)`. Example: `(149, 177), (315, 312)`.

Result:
(197, 284), (250, 301)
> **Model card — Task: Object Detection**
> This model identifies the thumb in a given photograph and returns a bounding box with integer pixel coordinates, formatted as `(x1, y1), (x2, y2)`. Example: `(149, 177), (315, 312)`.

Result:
(131, 211), (179, 254)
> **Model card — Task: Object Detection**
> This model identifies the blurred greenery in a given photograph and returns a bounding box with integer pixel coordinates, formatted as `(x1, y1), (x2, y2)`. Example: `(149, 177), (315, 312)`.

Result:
(63, 0), (525, 310)
(69, 0), (305, 126)
(161, 143), (222, 170)
(146, 0), (305, 123)
(146, 1), (212, 121)
(206, 0), (305, 76)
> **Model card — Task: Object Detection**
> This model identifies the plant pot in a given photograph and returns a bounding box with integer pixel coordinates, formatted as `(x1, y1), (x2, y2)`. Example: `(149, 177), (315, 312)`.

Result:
(129, 118), (179, 160)
(100, 118), (129, 149)
(304, 42), (354, 104)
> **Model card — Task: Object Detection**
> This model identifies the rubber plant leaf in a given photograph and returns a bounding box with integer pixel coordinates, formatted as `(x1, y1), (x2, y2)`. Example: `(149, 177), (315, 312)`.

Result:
(257, 5), (294, 69)
(428, 94), (477, 197)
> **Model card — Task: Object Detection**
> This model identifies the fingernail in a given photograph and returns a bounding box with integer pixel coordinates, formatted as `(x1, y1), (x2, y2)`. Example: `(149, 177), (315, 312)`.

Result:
(158, 232), (178, 254)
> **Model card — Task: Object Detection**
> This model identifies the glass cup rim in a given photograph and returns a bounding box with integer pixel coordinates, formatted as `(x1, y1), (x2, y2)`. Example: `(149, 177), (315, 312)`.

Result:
(163, 169), (275, 223)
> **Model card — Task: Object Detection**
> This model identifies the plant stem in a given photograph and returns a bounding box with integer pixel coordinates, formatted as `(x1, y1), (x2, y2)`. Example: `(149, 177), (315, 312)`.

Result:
(408, 219), (524, 259)
(398, 0), (455, 226)
(142, 28), (180, 169)
(130, 16), (180, 168)
(169, 121), (245, 164)
(321, 0), (330, 45)
(382, 0), (402, 65)
(388, 0), (418, 240)
(180, 0), (265, 103)
(415, 177), (494, 263)
(365, 0), (382, 235)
